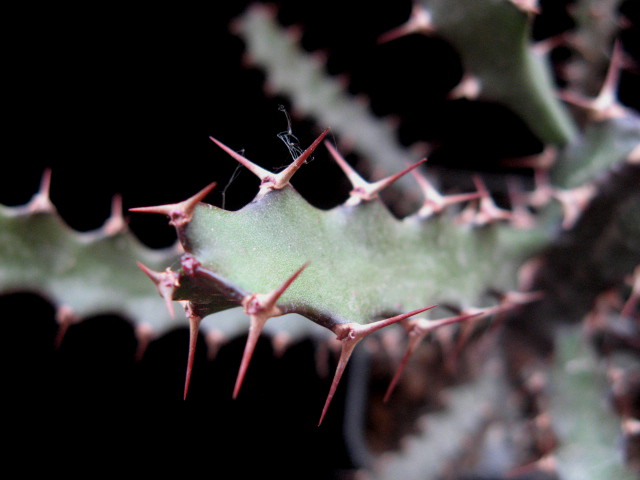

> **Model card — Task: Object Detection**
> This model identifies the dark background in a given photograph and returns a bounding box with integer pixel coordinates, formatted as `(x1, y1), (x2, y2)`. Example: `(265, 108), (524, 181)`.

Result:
(2, 1), (638, 478)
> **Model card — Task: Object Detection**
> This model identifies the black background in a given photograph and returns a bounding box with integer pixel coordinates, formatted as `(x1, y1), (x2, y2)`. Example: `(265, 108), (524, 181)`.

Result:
(2, 1), (639, 478)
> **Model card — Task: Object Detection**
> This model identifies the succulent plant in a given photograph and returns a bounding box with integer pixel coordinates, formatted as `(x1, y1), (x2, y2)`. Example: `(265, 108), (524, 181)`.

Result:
(2, 0), (639, 478)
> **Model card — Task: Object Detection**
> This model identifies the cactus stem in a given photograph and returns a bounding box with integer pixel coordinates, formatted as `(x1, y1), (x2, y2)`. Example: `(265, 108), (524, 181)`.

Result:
(318, 305), (437, 426)
(136, 262), (180, 318)
(384, 312), (483, 402)
(377, 4), (433, 44)
(183, 257), (248, 304)
(129, 182), (217, 228)
(325, 140), (427, 205)
(233, 262), (309, 399)
(182, 302), (202, 400)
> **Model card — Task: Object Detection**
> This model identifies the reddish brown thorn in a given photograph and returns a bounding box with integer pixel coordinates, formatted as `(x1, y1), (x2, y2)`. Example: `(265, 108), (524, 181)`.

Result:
(621, 265), (640, 317)
(509, 0), (540, 15)
(559, 39), (627, 120)
(232, 311), (268, 400)
(28, 168), (54, 213)
(129, 182), (217, 227)
(362, 158), (427, 201)
(205, 330), (226, 361)
(377, 4), (433, 44)
(473, 176), (512, 225)
(527, 168), (555, 208)
(209, 137), (272, 181)
(103, 194), (127, 235)
(552, 183), (595, 229)
(233, 262), (310, 399)
(383, 311), (482, 402)
(134, 323), (154, 362)
(318, 305), (437, 426)
(325, 140), (427, 205)
(324, 140), (364, 190)
(182, 301), (202, 400)
(136, 262), (180, 317)
(507, 177), (536, 229)
(273, 128), (329, 189)
(448, 74), (481, 100)
(211, 129), (329, 193)
(54, 305), (78, 348)
(505, 455), (557, 478)
(411, 168), (482, 217)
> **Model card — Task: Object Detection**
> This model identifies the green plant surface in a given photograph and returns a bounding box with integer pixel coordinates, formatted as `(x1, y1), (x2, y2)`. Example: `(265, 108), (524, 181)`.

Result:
(0, 196), (182, 333)
(550, 325), (635, 480)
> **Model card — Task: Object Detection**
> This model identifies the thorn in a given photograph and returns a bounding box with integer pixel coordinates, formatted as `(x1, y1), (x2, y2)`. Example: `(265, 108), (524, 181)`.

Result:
(272, 332), (291, 358)
(324, 140), (366, 190)
(448, 74), (481, 100)
(500, 145), (557, 171)
(473, 175), (513, 225)
(621, 265), (640, 317)
(136, 262), (180, 317)
(559, 38), (628, 120)
(533, 32), (568, 57)
(211, 129), (329, 193)
(384, 312), (482, 402)
(232, 312), (268, 400)
(134, 323), (155, 361)
(129, 182), (217, 228)
(182, 301), (202, 400)
(411, 168), (482, 217)
(507, 177), (536, 229)
(318, 305), (437, 426)
(28, 168), (54, 213)
(54, 304), (78, 348)
(233, 262), (309, 399)
(209, 137), (272, 181)
(325, 140), (427, 205)
(628, 143), (640, 165)
(377, 4), (433, 44)
(527, 168), (555, 208)
(360, 158), (427, 202)
(103, 194), (127, 235)
(272, 128), (329, 189)
(552, 183), (595, 229)
(205, 330), (226, 361)
(509, 0), (540, 15)
(506, 455), (557, 478)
